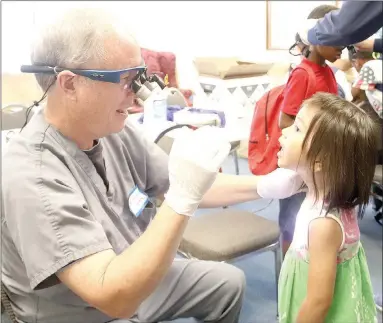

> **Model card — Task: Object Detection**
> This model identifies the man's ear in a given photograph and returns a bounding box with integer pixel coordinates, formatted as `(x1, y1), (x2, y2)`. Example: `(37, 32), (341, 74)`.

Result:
(56, 71), (77, 100)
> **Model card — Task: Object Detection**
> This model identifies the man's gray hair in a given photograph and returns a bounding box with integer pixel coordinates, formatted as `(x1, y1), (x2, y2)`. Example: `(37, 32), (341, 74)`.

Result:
(31, 8), (136, 91)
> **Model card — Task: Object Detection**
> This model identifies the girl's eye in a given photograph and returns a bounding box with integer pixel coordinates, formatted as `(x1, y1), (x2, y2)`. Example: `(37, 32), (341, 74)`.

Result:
(294, 124), (300, 132)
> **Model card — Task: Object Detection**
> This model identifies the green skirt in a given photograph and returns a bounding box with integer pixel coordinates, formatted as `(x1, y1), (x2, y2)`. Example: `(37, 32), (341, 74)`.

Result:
(278, 244), (377, 323)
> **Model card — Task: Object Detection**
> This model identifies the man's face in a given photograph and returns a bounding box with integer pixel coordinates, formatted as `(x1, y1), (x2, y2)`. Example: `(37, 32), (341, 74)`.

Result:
(70, 36), (142, 139)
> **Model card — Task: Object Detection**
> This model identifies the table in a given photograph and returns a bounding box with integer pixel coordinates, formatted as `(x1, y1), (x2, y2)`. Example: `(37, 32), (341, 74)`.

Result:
(2, 109), (251, 174)
(128, 112), (251, 143)
(129, 112), (250, 175)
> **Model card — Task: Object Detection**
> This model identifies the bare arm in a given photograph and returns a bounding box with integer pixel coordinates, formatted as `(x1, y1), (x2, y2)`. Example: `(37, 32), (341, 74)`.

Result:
(331, 59), (352, 72)
(57, 202), (188, 319)
(296, 216), (342, 323)
(200, 166), (307, 208)
(199, 173), (261, 208)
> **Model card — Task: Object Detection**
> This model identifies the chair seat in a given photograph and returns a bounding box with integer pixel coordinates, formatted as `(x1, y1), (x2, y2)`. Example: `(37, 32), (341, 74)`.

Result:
(180, 210), (280, 262)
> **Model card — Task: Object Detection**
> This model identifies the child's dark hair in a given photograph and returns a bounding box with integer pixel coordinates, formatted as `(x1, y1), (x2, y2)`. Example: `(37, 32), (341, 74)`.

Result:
(302, 93), (378, 218)
(349, 50), (374, 61)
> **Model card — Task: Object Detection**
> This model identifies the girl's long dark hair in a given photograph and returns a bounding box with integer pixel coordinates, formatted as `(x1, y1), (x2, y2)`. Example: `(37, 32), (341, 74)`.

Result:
(301, 93), (378, 219)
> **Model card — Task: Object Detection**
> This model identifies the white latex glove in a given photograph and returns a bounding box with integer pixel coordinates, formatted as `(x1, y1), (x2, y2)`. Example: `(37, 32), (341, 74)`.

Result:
(297, 19), (318, 46)
(257, 168), (305, 199)
(165, 126), (231, 216)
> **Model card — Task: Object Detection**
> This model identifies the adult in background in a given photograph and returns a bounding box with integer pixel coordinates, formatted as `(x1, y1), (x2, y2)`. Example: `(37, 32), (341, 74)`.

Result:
(300, 1), (382, 53)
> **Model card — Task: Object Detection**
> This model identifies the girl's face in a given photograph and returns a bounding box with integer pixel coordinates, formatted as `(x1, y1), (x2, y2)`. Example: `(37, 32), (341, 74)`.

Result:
(277, 105), (318, 172)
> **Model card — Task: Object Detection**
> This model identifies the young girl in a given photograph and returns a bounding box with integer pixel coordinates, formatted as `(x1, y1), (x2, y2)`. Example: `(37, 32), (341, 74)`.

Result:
(263, 92), (378, 322)
(278, 4), (343, 258)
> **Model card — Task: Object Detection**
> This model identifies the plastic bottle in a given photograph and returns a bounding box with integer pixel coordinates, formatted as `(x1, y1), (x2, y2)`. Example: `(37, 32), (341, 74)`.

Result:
(143, 88), (167, 126)
(151, 88), (167, 122)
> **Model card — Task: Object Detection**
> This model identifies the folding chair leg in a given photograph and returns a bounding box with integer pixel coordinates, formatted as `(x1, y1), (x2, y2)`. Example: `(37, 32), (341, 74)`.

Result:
(232, 150), (239, 175)
(273, 242), (282, 319)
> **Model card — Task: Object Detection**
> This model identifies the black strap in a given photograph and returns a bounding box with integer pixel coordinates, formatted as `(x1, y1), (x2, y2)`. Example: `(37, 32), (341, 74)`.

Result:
(153, 124), (194, 144)
(264, 91), (271, 138)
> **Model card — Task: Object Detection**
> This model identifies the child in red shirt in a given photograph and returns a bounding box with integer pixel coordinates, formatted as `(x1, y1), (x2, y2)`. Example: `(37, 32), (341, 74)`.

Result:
(278, 4), (343, 256)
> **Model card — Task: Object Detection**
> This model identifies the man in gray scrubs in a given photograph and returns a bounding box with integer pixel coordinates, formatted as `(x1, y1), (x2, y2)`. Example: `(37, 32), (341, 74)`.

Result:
(2, 8), (301, 323)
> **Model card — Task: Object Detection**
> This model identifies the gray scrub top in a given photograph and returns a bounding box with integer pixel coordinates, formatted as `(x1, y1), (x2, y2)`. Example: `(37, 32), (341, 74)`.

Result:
(1, 108), (170, 323)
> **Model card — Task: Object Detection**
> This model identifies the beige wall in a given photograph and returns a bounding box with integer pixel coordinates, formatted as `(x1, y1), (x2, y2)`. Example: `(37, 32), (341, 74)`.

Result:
(2, 73), (42, 107)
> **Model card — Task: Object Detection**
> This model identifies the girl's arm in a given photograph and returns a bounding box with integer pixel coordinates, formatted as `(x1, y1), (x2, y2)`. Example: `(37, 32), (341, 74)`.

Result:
(296, 215), (343, 323)
(199, 168), (305, 208)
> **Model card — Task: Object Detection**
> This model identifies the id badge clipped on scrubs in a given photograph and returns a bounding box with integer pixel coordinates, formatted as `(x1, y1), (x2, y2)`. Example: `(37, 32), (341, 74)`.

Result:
(128, 185), (149, 217)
